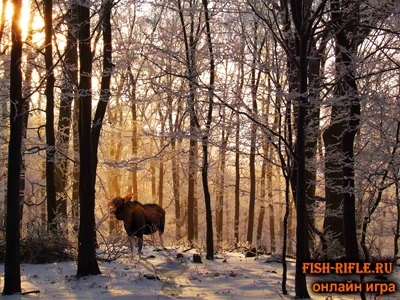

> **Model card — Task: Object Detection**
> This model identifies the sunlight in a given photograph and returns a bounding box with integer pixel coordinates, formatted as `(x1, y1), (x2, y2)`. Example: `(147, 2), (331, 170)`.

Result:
(3, 0), (40, 41)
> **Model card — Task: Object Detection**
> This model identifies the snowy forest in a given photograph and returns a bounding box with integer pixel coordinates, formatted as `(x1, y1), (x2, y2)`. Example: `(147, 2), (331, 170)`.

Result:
(0, 0), (399, 298)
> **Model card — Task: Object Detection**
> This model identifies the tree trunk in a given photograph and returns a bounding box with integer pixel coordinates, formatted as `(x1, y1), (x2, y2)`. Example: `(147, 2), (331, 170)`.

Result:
(247, 122), (256, 244)
(91, 0), (113, 248)
(44, 0), (57, 232)
(247, 20), (262, 244)
(216, 128), (228, 245)
(151, 161), (156, 201)
(92, 0), (113, 185)
(303, 36), (325, 256)
(234, 41), (245, 245)
(281, 175), (291, 295)
(3, 0), (23, 294)
(201, 0), (215, 260)
(294, 41), (311, 298)
(395, 180), (400, 258)
(177, 0), (199, 246)
(72, 95), (80, 232)
(158, 108), (165, 207)
(256, 135), (267, 247)
(234, 113), (240, 245)
(322, 107), (346, 256)
(331, 0), (362, 262)
(168, 91), (181, 240)
(76, 1), (101, 277)
(290, 0), (315, 297)
(256, 204), (265, 248)
(55, 2), (78, 219)
(128, 67), (139, 199)
(267, 148), (275, 253)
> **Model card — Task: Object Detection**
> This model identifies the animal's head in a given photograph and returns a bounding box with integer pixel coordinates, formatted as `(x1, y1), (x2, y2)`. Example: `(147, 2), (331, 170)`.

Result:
(108, 195), (132, 217)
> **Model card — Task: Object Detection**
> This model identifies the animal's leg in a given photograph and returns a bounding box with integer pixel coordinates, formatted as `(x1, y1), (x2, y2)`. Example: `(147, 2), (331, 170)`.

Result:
(151, 233), (155, 246)
(128, 235), (136, 260)
(159, 231), (165, 249)
(137, 235), (144, 255)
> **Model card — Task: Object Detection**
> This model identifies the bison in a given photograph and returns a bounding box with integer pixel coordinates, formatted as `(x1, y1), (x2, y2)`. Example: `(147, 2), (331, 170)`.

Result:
(108, 195), (165, 258)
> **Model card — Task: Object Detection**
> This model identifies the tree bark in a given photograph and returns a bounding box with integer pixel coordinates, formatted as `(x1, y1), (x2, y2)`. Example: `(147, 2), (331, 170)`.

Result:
(247, 20), (262, 244)
(330, 0), (362, 262)
(234, 112), (240, 245)
(168, 88), (181, 240)
(128, 67), (139, 199)
(158, 107), (166, 207)
(177, 0), (199, 245)
(234, 41), (245, 245)
(77, 1), (101, 277)
(3, 0), (23, 294)
(290, 0), (320, 297)
(44, 0), (57, 232)
(55, 2), (78, 219)
(92, 0), (113, 185)
(395, 180), (400, 258)
(201, 0), (214, 259)
(267, 146), (275, 253)
(216, 128), (228, 244)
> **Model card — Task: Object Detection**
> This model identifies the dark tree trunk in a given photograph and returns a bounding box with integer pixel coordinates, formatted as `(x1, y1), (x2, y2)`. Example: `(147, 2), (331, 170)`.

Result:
(267, 148), (275, 253)
(91, 0), (113, 248)
(281, 175), (291, 295)
(76, 1), (101, 277)
(234, 113), (240, 245)
(322, 107), (346, 255)
(186, 65), (198, 245)
(72, 96), (80, 231)
(201, 0), (214, 260)
(247, 122), (256, 244)
(177, 0), (199, 246)
(395, 180), (400, 258)
(44, 0), (57, 232)
(294, 42), (311, 299)
(92, 0), (113, 185)
(290, 0), (320, 297)
(303, 36), (325, 255)
(247, 20), (261, 244)
(331, 0), (362, 262)
(3, 0), (23, 294)
(234, 45), (244, 245)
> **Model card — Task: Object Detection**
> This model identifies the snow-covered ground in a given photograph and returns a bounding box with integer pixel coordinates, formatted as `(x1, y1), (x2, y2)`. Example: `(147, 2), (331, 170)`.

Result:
(0, 247), (399, 299)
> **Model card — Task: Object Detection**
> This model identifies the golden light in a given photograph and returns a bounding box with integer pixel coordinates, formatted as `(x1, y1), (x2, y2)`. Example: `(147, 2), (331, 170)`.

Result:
(3, 0), (43, 42)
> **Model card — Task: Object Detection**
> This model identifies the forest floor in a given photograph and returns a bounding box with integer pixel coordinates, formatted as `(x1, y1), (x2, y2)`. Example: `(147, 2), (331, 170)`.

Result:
(0, 246), (399, 299)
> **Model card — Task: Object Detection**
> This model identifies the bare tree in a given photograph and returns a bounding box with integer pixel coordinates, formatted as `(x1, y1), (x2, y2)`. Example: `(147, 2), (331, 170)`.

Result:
(3, 0), (23, 295)
(177, 0), (200, 245)
(44, 0), (57, 232)
(76, 0), (101, 277)
(55, 2), (79, 219)
(289, 0), (327, 297)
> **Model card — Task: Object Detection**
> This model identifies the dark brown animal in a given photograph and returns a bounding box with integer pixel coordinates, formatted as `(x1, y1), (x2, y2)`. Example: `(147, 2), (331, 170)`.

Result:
(108, 195), (165, 257)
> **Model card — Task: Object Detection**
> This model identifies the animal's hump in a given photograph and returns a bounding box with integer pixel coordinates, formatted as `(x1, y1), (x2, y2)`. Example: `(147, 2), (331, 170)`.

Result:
(131, 200), (142, 205)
